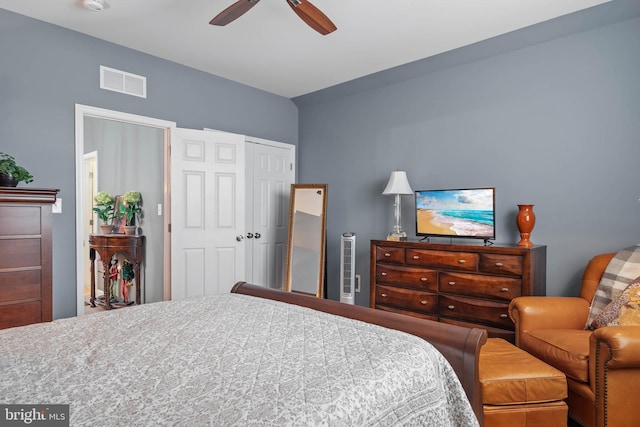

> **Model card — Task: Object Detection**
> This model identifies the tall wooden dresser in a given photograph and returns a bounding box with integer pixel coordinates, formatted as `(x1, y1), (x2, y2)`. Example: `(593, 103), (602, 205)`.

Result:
(0, 188), (59, 329)
(370, 240), (546, 341)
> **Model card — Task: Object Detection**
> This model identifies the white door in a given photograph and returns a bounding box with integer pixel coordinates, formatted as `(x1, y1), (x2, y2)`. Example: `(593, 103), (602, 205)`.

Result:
(170, 128), (245, 300)
(245, 139), (295, 289)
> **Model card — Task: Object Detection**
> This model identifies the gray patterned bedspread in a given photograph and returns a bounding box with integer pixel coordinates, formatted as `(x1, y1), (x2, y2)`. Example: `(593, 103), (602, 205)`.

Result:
(1, 294), (478, 426)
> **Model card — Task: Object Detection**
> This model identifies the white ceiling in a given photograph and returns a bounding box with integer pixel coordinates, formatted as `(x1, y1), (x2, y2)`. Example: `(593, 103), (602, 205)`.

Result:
(0, 0), (611, 98)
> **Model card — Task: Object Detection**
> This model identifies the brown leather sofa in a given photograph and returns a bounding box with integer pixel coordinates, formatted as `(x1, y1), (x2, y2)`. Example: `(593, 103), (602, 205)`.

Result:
(509, 253), (640, 427)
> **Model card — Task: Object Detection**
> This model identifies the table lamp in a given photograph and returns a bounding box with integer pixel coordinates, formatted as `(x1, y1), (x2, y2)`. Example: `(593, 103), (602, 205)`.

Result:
(382, 170), (413, 241)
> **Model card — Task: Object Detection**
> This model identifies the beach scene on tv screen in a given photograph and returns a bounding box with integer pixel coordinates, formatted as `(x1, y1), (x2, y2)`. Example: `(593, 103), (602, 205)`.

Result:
(416, 189), (494, 237)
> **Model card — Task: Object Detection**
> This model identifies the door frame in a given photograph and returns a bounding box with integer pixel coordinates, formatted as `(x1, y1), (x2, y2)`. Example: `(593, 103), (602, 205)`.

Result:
(74, 104), (176, 315)
(82, 151), (98, 294)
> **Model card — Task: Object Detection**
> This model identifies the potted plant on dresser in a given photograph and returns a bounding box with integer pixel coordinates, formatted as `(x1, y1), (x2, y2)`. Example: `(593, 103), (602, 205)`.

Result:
(93, 191), (116, 234)
(0, 152), (34, 187)
(118, 191), (142, 235)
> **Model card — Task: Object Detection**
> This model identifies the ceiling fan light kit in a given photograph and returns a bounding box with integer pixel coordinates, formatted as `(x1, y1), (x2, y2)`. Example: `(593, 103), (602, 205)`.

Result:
(210, 0), (337, 35)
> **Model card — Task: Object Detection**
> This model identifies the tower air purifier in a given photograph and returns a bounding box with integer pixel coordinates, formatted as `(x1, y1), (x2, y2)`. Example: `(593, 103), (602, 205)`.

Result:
(340, 232), (356, 304)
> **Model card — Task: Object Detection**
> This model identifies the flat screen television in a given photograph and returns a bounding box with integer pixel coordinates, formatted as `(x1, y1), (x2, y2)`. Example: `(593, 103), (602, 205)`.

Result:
(415, 187), (495, 241)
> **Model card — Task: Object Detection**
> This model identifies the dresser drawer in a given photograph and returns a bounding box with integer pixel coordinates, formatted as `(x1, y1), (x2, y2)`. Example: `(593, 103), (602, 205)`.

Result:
(376, 305), (439, 322)
(439, 294), (512, 329)
(0, 301), (42, 329)
(0, 239), (42, 269)
(376, 264), (437, 290)
(375, 246), (405, 264)
(479, 253), (523, 276)
(0, 270), (42, 302)
(0, 206), (42, 235)
(439, 317), (515, 343)
(439, 272), (522, 301)
(406, 249), (478, 271)
(375, 285), (438, 315)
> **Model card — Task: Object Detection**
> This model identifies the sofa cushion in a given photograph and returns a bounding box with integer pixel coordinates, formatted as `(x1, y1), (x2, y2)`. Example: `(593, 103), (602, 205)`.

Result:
(480, 338), (567, 405)
(591, 278), (640, 328)
(586, 245), (640, 328)
(520, 329), (591, 383)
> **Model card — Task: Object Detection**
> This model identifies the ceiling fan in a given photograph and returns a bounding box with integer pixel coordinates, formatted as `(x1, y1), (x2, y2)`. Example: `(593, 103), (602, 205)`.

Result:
(210, 0), (337, 35)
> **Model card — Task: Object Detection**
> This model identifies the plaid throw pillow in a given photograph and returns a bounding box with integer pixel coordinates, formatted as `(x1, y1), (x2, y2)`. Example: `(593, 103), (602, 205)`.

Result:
(586, 245), (640, 329)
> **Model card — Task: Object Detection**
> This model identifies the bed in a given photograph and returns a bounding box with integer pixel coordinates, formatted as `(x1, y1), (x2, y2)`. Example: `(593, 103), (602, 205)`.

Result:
(1, 282), (487, 426)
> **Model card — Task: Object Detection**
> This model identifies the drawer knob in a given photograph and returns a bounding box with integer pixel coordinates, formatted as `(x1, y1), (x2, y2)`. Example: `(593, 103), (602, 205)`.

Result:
(384, 253), (391, 257)
(380, 293), (388, 298)
(420, 300), (428, 305)
(500, 287), (509, 292)
(413, 255), (419, 260)
(448, 281), (456, 286)
(420, 277), (428, 282)
(458, 259), (466, 264)
(500, 314), (508, 319)
(495, 262), (503, 267)
(447, 305), (455, 310)
(381, 272), (387, 276)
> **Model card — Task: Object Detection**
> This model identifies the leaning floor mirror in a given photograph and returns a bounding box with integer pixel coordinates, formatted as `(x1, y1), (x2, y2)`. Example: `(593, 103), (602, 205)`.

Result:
(284, 184), (328, 298)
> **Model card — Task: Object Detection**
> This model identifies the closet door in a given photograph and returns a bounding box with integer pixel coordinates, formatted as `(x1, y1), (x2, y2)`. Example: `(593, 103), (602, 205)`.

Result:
(170, 128), (245, 299)
(245, 138), (295, 289)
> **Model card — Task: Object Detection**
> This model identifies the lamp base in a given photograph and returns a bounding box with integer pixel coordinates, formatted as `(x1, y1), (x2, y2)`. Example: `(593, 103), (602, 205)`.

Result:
(387, 231), (408, 242)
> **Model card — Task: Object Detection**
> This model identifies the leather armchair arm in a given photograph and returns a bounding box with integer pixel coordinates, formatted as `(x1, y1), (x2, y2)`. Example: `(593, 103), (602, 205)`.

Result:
(590, 326), (640, 368)
(509, 296), (590, 337)
(589, 326), (640, 426)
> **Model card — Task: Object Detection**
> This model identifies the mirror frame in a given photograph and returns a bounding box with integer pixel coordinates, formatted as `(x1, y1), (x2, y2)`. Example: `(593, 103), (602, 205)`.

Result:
(284, 184), (328, 298)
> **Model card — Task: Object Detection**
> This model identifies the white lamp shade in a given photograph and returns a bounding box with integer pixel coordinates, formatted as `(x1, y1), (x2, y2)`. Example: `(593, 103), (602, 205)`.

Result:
(382, 170), (413, 195)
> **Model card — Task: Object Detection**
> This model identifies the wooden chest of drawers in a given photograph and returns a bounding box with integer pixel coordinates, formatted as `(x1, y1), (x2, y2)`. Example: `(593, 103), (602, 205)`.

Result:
(370, 240), (546, 341)
(0, 188), (58, 329)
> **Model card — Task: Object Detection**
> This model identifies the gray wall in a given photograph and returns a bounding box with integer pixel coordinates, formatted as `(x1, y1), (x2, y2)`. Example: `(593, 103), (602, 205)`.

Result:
(0, 9), (298, 319)
(294, 4), (640, 303)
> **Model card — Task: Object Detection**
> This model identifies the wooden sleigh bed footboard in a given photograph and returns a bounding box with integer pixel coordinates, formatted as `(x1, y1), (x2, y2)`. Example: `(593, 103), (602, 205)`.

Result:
(231, 282), (488, 424)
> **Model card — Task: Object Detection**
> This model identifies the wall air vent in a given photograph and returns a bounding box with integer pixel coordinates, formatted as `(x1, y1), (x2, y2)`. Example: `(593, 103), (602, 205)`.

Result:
(100, 66), (147, 98)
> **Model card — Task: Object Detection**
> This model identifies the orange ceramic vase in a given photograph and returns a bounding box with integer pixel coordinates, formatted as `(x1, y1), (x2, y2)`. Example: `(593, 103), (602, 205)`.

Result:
(516, 204), (536, 247)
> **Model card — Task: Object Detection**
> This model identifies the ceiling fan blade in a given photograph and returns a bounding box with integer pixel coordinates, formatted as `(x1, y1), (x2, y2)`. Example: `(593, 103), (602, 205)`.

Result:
(210, 0), (261, 26)
(286, 0), (337, 35)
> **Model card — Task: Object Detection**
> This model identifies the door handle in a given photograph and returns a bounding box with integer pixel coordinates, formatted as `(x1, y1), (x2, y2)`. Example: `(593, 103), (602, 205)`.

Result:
(236, 235), (244, 242)
(254, 232), (261, 239)
(246, 232), (254, 239)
